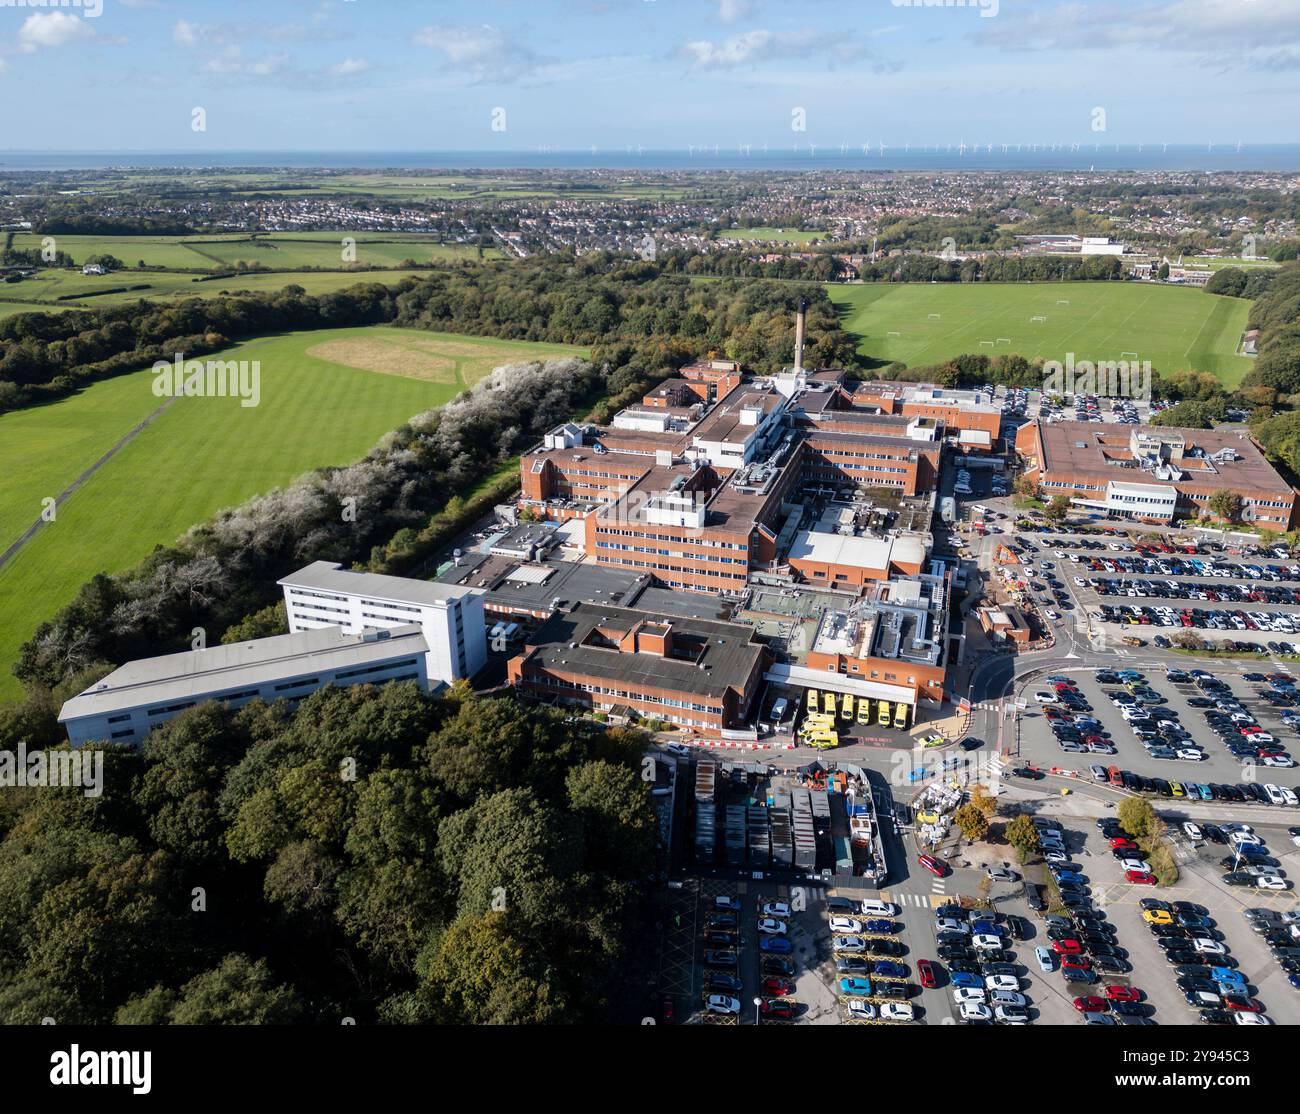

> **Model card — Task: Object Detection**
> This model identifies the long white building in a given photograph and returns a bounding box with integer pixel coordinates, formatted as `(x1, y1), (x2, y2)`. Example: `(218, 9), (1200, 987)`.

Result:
(59, 624), (430, 747)
(278, 561), (488, 686)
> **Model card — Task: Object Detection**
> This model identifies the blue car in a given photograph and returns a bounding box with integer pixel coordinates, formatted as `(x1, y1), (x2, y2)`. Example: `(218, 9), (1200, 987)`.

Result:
(760, 935), (792, 954)
(950, 971), (982, 989)
(838, 977), (873, 997)
(971, 921), (1006, 937)
(1052, 871), (1084, 884)
(872, 961), (907, 980)
(1211, 967), (1247, 987)
(864, 919), (896, 934)
(1289, 974), (1300, 990)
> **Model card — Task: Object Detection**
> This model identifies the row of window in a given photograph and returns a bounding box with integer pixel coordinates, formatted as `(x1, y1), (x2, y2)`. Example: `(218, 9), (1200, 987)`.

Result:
(523, 672), (723, 713)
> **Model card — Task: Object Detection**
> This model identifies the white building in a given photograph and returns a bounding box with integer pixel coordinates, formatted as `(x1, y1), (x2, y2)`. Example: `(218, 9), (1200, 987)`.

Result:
(278, 561), (488, 686)
(58, 624), (429, 747)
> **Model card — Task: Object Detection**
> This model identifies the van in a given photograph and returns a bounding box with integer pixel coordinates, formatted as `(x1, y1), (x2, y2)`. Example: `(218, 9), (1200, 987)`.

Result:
(822, 691), (837, 715)
(857, 700), (873, 725)
(859, 899), (898, 918)
(877, 700), (891, 726)
(766, 697), (788, 730)
(893, 702), (908, 729)
(840, 694), (855, 722)
(806, 688), (819, 711)
(807, 731), (839, 750)
(972, 504), (990, 516)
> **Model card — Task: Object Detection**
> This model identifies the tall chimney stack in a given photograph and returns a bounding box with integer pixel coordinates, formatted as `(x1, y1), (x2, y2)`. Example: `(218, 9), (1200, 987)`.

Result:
(793, 300), (806, 373)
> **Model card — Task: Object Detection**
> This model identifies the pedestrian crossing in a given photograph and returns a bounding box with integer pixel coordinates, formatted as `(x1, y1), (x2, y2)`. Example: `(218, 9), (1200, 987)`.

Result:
(879, 890), (948, 909)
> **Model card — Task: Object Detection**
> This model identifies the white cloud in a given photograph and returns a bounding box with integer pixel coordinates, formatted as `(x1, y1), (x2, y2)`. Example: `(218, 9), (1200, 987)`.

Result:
(19, 12), (95, 51)
(413, 23), (551, 82)
(173, 20), (200, 48)
(717, 0), (754, 23)
(201, 49), (293, 78)
(329, 57), (370, 77)
(680, 29), (870, 70)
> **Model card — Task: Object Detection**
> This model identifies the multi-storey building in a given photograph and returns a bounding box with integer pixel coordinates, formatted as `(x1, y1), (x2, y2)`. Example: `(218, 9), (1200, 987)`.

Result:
(278, 561), (488, 685)
(1016, 421), (1297, 529)
(58, 625), (429, 747)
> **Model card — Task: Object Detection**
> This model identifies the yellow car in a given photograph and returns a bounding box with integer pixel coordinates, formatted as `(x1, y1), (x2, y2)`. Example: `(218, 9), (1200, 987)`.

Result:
(916, 810), (941, 826)
(877, 700), (890, 726)
(1142, 909), (1174, 926)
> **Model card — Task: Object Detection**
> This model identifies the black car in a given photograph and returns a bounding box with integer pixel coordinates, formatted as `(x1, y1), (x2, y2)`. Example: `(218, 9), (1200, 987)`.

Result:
(836, 956), (871, 974)
(1012, 766), (1046, 781)
(705, 971), (742, 991)
(762, 956), (796, 977)
(1165, 950), (1205, 966)
(937, 944), (975, 963)
(948, 960), (982, 976)
(1004, 915), (1030, 941)
(960, 736), (985, 751)
(865, 939), (904, 957)
(1199, 1009), (1234, 1025)
(1092, 955), (1129, 974)
(1111, 1001), (1146, 1017)
(704, 931), (738, 947)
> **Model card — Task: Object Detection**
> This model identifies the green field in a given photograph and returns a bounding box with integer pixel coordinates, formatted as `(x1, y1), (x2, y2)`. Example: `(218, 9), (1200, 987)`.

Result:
(827, 282), (1255, 387)
(0, 300), (74, 319)
(10, 232), (499, 271)
(0, 327), (584, 700)
(1, 267), (437, 308)
(718, 227), (822, 243)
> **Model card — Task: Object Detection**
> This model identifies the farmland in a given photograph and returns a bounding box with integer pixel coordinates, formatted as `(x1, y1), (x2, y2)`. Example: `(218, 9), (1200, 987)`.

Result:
(0, 326), (584, 700)
(827, 281), (1255, 388)
(718, 227), (823, 243)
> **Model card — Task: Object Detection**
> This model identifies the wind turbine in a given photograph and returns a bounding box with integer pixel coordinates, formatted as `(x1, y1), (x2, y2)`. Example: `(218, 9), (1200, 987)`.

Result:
(957, 139), (967, 156)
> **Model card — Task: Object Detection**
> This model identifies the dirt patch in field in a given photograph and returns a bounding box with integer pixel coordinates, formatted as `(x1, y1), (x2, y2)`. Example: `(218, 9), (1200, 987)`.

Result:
(407, 338), (524, 361)
(306, 338), (460, 383)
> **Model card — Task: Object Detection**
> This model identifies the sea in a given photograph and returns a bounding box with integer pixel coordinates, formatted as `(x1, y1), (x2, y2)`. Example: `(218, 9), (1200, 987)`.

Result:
(2, 146), (1299, 173)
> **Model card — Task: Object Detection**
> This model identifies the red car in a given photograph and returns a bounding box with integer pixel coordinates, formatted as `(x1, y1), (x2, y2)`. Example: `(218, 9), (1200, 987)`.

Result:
(761, 976), (794, 997)
(760, 998), (795, 1020)
(1053, 938), (1083, 955)
(661, 997), (675, 1025)
(1240, 725), (1262, 735)
(1110, 837), (1138, 850)
(1126, 869), (1156, 885)
(918, 959), (937, 989)
(1104, 985), (1141, 1002)
(1223, 995), (1261, 1013)
(1062, 957), (1092, 975)
(1073, 996), (1108, 1013)
(917, 854), (946, 877)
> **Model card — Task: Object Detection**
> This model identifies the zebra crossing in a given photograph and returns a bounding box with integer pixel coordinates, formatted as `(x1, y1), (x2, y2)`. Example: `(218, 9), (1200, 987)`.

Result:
(879, 890), (949, 909)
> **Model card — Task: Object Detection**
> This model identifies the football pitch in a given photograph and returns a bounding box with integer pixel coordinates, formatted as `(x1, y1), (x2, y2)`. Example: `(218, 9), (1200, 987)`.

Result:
(827, 282), (1255, 388)
(0, 327), (583, 701)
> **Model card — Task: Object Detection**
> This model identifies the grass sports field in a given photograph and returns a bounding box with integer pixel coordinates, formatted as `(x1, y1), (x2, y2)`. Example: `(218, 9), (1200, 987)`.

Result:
(0, 327), (583, 701)
(827, 282), (1255, 388)
(718, 227), (822, 243)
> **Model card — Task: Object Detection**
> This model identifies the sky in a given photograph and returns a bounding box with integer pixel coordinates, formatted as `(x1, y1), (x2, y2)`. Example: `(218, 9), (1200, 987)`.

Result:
(0, 0), (1297, 152)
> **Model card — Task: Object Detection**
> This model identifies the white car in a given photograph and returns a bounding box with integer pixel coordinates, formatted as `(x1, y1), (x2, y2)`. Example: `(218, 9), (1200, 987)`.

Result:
(1233, 1012), (1273, 1025)
(953, 987), (987, 1004)
(714, 895), (740, 911)
(995, 1004), (1030, 1025)
(664, 743), (692, 758)
(1034, 691), (1059, 704)
(1192, 938), (1226, 955)
(985, 974), (1020, 993)
(1176, 749), (1206, 761)
(1263, 784), (1290, 807)
(829, 917), (864, 935)
(1034, 946), (1054, 972)
(1120, 858), (1152, 873)
(1255, 875), (1290, 891)
(1183, 822), (1203, 841)
(1263, 755), (1296, 768)
(971, 934), (1004, 952)
(1074, 576), (1087, 587)
(1223, 823), (1254, 835)
(706, 995), (740, 1015)
(880, 1001), (915, 1023)
(1046, 610), (1061, 621)
(959, 1001), (993, 1022)
(1044, 849), (1069, 863)
(761, 901), (792, 917)
(990, 989), (1027, 1008)
(757, 917), (788, 935)
(844, 999), (877, 1021)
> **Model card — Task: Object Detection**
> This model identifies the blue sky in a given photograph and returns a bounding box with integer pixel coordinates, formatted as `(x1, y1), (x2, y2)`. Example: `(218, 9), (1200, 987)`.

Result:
(0, 0), (1297, 151)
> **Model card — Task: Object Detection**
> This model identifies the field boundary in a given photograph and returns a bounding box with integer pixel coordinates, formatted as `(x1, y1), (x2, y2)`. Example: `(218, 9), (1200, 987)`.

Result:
(0, 396), (180, 573)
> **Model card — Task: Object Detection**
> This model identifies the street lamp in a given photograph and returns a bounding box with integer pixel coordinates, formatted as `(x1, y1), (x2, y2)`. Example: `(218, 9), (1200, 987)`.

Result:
(753, 996), (762, 1024)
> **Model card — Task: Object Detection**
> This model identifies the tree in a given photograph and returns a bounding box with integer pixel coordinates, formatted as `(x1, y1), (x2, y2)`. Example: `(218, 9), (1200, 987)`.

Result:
(1004, 815), (1039, 858)
(1117, 797), (1157, 840)
(969, 783), (997, 818)
(1157, 262), (1170, 280)
(167, 955), (305, 1025)
(1208, 489), (1243, 523)
(953, 803), (990, 843)
(1044, 494), (1071, 524)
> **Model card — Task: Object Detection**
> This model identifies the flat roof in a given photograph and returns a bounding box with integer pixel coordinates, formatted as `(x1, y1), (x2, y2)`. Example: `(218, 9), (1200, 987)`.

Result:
(1033, 421), (1292, 496)
(280, 561), (485, 607)
(59, 624), (428, 722)
(436, 552), (648, 613)
(787, 531), (927, 571)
